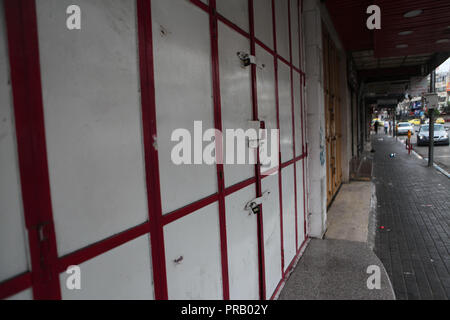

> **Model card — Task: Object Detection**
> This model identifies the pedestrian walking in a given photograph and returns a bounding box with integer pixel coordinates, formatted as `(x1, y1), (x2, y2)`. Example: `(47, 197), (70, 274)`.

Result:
(374, 120), (379, 134)
(384, 121), (389, 134)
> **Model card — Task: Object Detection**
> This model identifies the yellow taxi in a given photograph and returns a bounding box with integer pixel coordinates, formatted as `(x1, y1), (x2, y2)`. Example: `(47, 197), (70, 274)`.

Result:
(372, 118), (385, 126)
(408, 119), (421, 125)
(436, 117), (445, 124)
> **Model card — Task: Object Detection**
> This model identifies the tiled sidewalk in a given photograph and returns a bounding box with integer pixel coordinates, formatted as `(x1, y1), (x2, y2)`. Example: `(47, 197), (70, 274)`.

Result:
(372, 134), (450, 300)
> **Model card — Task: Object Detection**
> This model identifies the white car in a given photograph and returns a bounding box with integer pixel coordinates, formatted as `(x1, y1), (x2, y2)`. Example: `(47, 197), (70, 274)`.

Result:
(417, 124), (449, 146)
(396, 122), (414, 136)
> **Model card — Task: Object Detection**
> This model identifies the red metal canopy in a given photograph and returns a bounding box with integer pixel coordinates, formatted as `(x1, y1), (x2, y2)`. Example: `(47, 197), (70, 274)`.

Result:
(326, 0), (450, 58)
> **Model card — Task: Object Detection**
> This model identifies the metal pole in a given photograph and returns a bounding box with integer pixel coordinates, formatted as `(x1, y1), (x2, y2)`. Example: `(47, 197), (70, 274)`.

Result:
(393, 112), (397, 140)
(430, 70), (436, 94)
(428, 109), (435, 167)
(428, 71), (436, 167)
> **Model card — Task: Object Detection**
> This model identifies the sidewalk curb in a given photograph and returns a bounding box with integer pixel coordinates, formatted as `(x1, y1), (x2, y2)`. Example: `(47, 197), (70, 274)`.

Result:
(396, 137), (450, 179)
(273, 238), (311, 300)
(411, 150), (450, 179)
(378, 256), (397, 300)
(368, 182), (397, 300)
(367, 182), (377, 251)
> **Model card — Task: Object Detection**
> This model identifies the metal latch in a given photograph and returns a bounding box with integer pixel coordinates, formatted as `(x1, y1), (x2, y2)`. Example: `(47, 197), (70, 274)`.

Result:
(237, 51), (256, 67)
(247, 120), (266, 149)
(248, 120), (261, 149)
(245, 191), (271, 215)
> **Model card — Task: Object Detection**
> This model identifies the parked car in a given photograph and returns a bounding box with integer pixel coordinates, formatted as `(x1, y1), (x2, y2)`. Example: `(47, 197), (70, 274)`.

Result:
(408, 119), (421, 125)
(396, 122), (414, 136)
(435, 117), (445, 124)
(371, 118), (384, 127)
(417, 124), (449, 146)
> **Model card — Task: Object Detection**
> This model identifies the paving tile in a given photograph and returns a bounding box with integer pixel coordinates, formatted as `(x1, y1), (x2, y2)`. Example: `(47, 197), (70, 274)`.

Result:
(372, 135), (450, 300)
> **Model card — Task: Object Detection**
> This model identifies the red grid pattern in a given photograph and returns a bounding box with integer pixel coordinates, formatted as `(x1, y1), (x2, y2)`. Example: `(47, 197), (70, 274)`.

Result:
(0, 0), (309, 300)
(3, 0), (61, 300)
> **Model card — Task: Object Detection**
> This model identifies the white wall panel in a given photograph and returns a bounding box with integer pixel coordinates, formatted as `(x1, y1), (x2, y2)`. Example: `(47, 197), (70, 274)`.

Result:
(290, 0), (300, 68)
(218, 22), (254, 188)
(216, 0), (249, 33)
(293, 71), (303, 157)
(261, 174), (282, 298)
(275, 0), (290, 61)
(0, 1), (29, 283)
(60, 235), (154, 300)
(296, 161), (305, 248)
(302, 76), (307, 151)
(225, 184), (259, 300)
(6, 288), (33, 300)
(36, 0), (148, 256)
(282, 165), (296, 270)
(164, 203), (223, 300)
(256, 45), (278, 174)
(152, 0), (217, 214)
(253, 0), (274, 49)
(278, 61), (294, 163)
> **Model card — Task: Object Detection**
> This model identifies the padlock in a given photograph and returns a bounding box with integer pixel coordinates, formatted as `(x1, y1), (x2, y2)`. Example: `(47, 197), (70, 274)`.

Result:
(250, 203), (261, 215)
(237, 52), (256, 68)
(244, 191), (270, 215)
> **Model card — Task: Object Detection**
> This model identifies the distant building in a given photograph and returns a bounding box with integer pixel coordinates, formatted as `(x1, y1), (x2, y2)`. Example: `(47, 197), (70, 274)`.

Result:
(436, 71), (448, 109)
(447, 73), (450, 110)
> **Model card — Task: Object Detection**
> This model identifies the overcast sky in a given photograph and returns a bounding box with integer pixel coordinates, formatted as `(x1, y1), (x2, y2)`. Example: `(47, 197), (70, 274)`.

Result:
(436, 57), (450, 73)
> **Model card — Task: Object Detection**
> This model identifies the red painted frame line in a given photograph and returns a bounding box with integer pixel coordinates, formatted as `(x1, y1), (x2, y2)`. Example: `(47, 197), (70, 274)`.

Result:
(272, 0), (285, 273)
(43, 154), (304, 284)
(196, 0), (309, 299)
(162, 193), (220, 225)
(4, 0), (61, 300)
(190, 0), (208, 12)
(218, 14), (249, 39)
(56, 168), (269, 275)
(249, 0), (267, 300)
(280, 155), (307, 169)
(255, 38), (275, 56)
(189, 0), (305, 78)
(137, 0), (168, 300)
(57, 222), (151, 273)
(299, 1), (308, 237)
(261, 166), (279, 178)
(288, 0), (299, 252)
(0, 272), (32, 300)
(1, 0), (310, 300)
(270, 237), (309, 300)
(224, 177), (256, 197)
(209, 0), (230, 300)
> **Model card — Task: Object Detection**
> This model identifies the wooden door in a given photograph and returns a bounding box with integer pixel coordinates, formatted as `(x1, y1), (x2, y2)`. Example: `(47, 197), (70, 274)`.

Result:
(322, 26), (342, 206)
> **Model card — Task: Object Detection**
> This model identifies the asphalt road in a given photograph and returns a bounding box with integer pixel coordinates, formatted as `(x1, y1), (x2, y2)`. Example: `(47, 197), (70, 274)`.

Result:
(397, 123), (450, 173)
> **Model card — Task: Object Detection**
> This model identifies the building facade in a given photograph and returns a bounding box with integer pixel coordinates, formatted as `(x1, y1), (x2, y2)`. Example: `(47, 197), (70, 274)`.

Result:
(436, 71), (448, 109)
(1, 0), (315, 300)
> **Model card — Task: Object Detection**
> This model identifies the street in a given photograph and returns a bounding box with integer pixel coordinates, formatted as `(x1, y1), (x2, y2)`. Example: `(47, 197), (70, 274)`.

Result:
(397, 123), (450, 173)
